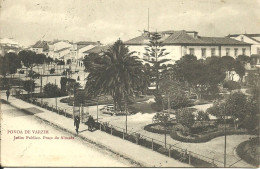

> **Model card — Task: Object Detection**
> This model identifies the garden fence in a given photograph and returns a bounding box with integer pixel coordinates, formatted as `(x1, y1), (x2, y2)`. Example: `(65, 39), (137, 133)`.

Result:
(18, 96), (231, 167)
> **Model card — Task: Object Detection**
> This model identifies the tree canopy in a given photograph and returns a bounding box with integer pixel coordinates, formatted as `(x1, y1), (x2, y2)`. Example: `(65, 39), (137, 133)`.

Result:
(85, 39), (147, 110)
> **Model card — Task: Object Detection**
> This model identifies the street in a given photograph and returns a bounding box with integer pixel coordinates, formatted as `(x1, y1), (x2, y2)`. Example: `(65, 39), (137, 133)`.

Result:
(0, 101), (136, 167)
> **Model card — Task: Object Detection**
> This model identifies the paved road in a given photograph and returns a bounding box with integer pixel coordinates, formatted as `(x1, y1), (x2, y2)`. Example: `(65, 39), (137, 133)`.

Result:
(0, 102), (136, 167)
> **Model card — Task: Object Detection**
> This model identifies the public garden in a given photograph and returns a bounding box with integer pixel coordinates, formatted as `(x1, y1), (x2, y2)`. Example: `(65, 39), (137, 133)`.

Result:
(0, 37), (259, 167)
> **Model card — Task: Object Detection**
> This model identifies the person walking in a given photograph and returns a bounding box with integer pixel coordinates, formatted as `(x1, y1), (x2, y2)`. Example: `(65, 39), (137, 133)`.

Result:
(74, 115), (80, 135)
(6, 89), (10, 101)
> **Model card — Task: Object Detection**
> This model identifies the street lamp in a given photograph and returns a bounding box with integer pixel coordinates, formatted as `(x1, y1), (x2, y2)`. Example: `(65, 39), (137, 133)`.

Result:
(224, 104), (227, 167)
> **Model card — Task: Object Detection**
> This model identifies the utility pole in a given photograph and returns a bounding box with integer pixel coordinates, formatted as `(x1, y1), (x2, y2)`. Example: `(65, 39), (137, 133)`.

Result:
(97, 97), (99, 122)
(55, 79), (57, 110)
(224, 104), (227, 167)
(40, 76), (43, 105)
(148, 8), (150, 32)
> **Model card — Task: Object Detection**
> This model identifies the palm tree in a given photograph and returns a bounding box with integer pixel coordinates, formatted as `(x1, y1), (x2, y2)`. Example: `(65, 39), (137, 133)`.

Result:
(85, 40), (147, 133)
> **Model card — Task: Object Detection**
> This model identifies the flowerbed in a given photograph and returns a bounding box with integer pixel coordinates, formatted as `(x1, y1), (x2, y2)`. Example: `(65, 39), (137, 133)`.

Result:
(144, 123), (176, 134)
(236, 137), (259, 167)
(170, 128), (248, 143)
(93, 121), (215, 167)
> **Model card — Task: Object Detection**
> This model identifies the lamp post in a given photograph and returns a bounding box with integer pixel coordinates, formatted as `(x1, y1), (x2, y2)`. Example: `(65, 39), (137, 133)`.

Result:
(96, 97), (99, 123)
(224, 104), (227, 167)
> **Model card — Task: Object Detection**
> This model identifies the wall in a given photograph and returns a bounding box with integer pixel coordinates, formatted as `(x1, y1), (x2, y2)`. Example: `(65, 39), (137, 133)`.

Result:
(53, 41), (72, 51)
(127, 45), (181, 64)
(127, 44), (251, 63)
(231, 35), (259, 55)
(220, 45), (250, 58)
(32, 48), (43, 54)
(185, 46), (218, 59)
(78, 45), (95, 59)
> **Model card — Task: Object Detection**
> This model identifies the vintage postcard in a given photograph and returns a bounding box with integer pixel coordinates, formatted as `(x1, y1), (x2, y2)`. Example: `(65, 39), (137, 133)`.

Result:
(0, 0), (259, 167)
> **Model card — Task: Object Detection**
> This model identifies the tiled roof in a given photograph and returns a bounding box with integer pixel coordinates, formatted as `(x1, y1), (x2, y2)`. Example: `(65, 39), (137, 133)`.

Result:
(48, 40), (72, 45)
(199, 36), (250, 45)
(227, 34), (260, 43)
(54, 47), (71, 53)
(227, 34), (260, 38)
(77, 41), (101, 46)
(124, 30), (251, 46)
(32, 41), (48, 48)
(83, 45), (109, 54)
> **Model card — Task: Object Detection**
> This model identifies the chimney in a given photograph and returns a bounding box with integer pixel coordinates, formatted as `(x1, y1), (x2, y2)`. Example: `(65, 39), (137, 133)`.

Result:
(97, 41), (101, 46)
(194, 32), (198, 39)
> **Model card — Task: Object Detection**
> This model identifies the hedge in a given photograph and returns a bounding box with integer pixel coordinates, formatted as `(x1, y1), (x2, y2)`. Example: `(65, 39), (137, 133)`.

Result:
(236, 137), (259, 167)
(14, 95), (216, 167)
(170, 129), (248, 143)
(144, 123), (176, 134)
(92, 121), (214, 167)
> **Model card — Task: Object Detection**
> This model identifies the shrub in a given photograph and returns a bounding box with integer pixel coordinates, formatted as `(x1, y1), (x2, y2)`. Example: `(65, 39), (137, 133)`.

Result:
(236, 137), (259, 167)
(23, 80), (35, 94)
(223, 80), (241, 92)
(144, 123), (175, 134)
(196, 111), (210, 121)
(19, 70), (24, 74)
(49, 68), (55, 74)
(163, 93), (191, 109)
(43, 83), (62, 97)
(176, 108), (195, 130)
(170, 129), (247, 143)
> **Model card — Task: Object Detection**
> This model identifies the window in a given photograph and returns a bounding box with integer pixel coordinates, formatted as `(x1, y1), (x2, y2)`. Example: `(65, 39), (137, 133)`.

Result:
(257, 47), (260, 54)
(226, 48), (230, 56)
(183, 46), (187, 55)
(241, 36), (244, 42)
(138, 52), (141, 55)
(234, 48), (238, 57)
(242, 48), (246, 55)
(201, 48), (206, 58)
(211, 48), (215, 56)
(189, 48), (195, 55)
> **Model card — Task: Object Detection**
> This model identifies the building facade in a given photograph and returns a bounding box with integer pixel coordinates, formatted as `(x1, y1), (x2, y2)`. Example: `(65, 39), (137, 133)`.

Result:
(125, 30), (251, 64)
(227, 34), (260, 55)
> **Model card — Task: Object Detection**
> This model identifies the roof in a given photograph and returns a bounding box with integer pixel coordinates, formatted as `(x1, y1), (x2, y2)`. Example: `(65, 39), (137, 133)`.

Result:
(83, 45), (109, 54)
(48, 40), (72, 45)
(0, 38), (20, 46)
(77, 41), (101, 46)
(32, 41), (48, 48)
(227, 34), (260, 38)
(227, 34), (260, 43)
(54, 47), (70, 53)
(124, 30), (251, 46)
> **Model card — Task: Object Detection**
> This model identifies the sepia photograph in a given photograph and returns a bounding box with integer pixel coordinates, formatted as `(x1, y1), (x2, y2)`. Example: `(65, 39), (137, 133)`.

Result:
(0, 0), (259, 168)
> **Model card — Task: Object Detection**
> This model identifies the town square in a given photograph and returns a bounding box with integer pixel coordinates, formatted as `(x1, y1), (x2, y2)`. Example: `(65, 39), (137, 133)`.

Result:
(0, 0), (259, 168)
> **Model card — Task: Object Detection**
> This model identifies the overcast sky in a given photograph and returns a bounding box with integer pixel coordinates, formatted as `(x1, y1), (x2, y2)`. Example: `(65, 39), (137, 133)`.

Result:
(0, 0), (259, 46)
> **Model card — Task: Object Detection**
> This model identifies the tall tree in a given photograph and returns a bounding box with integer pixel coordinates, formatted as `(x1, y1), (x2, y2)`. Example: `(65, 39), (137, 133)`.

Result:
(18, 50), (37, 77)
(0, 56), (8, 77)
(144, 32), (169, 108)
(85, 40), (147, 132)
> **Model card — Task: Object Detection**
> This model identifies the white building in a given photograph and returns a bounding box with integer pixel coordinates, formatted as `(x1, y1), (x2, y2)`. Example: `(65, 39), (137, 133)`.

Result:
(227, 34), (260, 55)
(71, 41), (101, 67)
(48, 40), (72, 59)
(0, 38), (23, 55)
(124, 30), (251, 65)
(31, 41), (49, 55)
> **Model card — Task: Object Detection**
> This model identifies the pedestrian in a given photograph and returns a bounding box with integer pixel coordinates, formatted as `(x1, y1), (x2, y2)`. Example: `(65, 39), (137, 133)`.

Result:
(6, 89), (10, 101)
(87, 115), (95, 131)
(74, 115), (80, 135)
